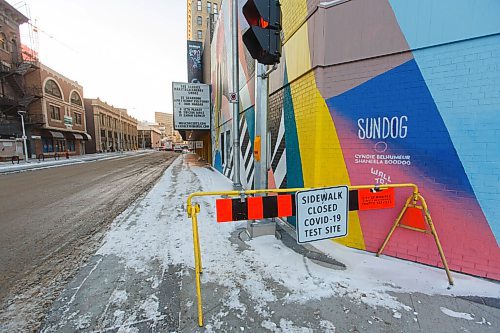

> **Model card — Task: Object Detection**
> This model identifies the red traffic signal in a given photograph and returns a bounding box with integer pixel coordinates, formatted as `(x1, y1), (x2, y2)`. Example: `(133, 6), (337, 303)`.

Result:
(242, 0), (282, 65)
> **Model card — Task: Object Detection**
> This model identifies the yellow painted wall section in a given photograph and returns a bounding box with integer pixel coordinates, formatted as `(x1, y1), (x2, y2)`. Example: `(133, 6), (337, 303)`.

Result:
(283, 25), (312, 82)
(281, 0), (366, 250)
(280, 0), (308, 40)
(289, 72), (366, 250)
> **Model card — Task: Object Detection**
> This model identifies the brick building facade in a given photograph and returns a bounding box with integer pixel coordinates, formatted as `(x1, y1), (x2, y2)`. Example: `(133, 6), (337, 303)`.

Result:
(0, 0), (37, 161)
(84, 98), (138, 154)
(24, 63), (90, 157)
(187, 0), (221, 44)
(137, 124), (162, 149)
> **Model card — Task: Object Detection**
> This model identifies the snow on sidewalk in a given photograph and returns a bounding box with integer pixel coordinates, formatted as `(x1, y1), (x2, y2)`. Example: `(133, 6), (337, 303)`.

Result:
(94, 154), (500, 327)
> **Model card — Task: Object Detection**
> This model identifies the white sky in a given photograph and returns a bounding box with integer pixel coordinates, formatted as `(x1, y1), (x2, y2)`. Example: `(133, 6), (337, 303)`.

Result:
(9, 0), (188, 122)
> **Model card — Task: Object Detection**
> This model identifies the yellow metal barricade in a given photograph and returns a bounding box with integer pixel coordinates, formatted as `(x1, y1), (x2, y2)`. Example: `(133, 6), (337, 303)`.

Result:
(186, 183), (452, 327)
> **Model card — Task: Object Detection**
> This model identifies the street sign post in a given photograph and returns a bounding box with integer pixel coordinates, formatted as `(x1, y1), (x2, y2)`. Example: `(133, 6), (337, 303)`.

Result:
(296, 186), (349, 243)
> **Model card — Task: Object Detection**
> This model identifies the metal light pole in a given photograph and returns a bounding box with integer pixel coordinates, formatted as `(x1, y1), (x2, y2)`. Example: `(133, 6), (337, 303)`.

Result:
(17, 110), (29, 162)
(231, 0), (242, 189)
(254, 62), (268, 190)
(96, 112), (102, 153)
(119, 109), (123, 153)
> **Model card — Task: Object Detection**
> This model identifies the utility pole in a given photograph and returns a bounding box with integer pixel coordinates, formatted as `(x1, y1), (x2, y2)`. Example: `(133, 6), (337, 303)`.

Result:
(253, 62), (268, 190)
(17, 111), (29, 162)
(247, 63), (278, 239)
(231, 0), (242, 189)
(119, 109), (123, 153)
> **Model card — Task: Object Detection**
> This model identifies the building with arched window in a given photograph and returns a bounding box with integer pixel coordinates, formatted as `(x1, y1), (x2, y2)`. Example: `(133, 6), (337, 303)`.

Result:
(24, 63), (90, 157)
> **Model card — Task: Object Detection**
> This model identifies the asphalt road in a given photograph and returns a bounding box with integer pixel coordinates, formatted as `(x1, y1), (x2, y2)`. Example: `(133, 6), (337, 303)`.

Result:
(0, 151), (178, 330)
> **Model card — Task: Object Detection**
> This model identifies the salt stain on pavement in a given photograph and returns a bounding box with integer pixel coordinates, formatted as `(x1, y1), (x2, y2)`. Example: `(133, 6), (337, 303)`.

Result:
(440, 307), (475, 320)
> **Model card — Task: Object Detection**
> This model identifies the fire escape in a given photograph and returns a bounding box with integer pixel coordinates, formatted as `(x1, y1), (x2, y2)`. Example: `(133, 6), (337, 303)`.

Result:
(0, 59), (43, 137)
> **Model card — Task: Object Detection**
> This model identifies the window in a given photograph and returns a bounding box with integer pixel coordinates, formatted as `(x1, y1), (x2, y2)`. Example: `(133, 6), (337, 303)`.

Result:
(197, 30), (202, 40)
(213, 3), (218, 14)
(49, 105), (61, 120)
(197, 0), (201, 11)
(74, 112), (82, 125)
(197, 16), (202, 25)
(100, 114), (105, 126)
(42, 138), (54, 153)
(70, 92), (82, 106)
(0, 33), (6, 50)
(207, 1), (211, 13)
(55, 139), (66, 152)
(67, 140), (75, 152)
(45, 79), (62, 98)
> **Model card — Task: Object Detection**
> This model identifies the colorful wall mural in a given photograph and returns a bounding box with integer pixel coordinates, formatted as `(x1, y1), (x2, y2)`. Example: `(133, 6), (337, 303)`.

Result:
(210, 0), (500, 280)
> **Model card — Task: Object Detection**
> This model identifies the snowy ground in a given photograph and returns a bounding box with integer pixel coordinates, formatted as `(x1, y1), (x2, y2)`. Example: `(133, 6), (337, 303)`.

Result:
(39, 154), (500, 332)
(0, 149), (154, 174)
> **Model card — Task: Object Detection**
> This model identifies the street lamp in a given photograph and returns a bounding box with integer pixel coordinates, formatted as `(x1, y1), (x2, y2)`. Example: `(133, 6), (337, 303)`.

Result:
(17, 110), (29, 163)
(119, 109), (124, 153)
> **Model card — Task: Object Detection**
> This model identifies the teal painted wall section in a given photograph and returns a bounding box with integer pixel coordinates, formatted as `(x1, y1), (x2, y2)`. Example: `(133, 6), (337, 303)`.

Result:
(282, 72), (304, 226)
(244, 107), (255, 144)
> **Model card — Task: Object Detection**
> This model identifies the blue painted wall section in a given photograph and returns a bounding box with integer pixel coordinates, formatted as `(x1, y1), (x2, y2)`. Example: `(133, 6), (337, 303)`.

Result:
(327, 59), (475, 196)
(412, 34), (500, 244)
(389, 0), (500, 49)
(389, 0), (500, 243)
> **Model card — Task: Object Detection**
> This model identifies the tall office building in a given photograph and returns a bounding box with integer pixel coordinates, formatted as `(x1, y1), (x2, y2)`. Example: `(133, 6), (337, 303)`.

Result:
(155, 111), (182, 142)
(154, 112), (173, 136)
(187, 0), (221, 45)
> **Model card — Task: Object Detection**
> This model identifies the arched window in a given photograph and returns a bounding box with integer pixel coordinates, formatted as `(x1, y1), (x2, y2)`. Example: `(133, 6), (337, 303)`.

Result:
(44, 79), (62, 98)
(70, 91), (82, 106)
(0, 33), (6, 50)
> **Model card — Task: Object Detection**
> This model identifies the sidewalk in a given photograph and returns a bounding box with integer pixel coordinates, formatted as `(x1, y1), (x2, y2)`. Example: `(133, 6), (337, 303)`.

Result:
(0, 150), (154, 174)
(33, 154), (500, 332)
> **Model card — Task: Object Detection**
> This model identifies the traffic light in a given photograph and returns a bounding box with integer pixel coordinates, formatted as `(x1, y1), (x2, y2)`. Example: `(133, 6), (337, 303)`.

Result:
(242, 0), (282, 65)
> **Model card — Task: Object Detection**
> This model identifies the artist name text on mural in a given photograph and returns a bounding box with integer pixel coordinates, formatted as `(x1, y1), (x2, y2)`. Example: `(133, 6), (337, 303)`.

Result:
(354, 154), (411, 165)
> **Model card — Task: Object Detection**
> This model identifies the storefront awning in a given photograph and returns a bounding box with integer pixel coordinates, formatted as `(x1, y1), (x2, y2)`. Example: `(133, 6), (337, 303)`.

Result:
(72, 133), (84, 140)
(48, 131), (65, 139)
(82, 133), (92, 140)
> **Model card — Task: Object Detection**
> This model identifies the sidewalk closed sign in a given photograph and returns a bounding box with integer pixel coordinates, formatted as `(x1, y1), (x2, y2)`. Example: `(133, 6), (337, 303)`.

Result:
(296, 186), (349, 243)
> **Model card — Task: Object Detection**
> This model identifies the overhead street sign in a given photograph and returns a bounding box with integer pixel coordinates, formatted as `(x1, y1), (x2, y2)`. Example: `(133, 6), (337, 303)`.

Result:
(296, 186), (349, 244)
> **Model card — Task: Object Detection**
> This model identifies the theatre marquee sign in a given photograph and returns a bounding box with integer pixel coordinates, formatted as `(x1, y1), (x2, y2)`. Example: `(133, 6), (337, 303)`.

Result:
(172, 82), (211, 130)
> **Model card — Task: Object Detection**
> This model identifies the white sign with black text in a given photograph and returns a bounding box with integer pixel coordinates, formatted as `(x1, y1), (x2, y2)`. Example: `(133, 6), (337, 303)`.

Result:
(172, 82), (211, 130)
(195, 141), (203, 149)
(296, 186), (349, 244)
